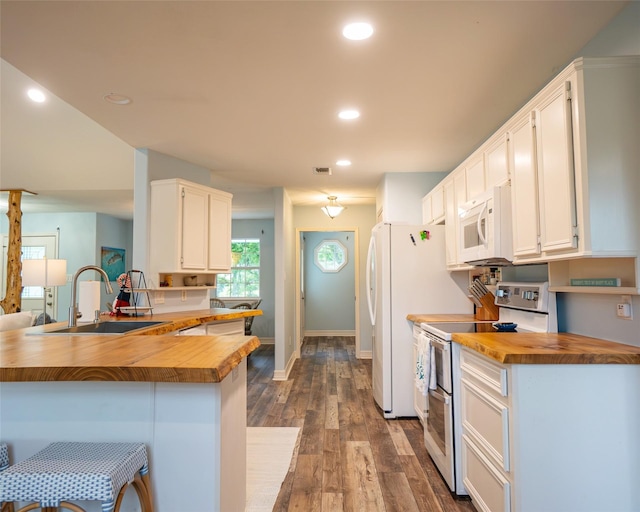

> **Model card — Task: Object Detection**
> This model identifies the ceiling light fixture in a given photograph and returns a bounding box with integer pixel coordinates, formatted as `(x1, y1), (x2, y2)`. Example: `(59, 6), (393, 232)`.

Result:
(338, 109), (360, 120)
(321, 196), (346, 219)
(103, 93), (132, 105)
(343, 22), (374, 40)
(336, 160), (351, 166)
(27, 88), (46, 103)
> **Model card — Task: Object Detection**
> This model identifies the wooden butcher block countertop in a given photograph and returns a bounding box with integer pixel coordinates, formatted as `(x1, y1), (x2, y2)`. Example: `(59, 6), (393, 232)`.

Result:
(452, 332), (640, 365)
(0, 308), (261, 383)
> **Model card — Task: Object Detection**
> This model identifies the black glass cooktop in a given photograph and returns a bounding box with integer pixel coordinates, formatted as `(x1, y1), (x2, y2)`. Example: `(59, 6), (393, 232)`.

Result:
(422, 322), (530, 335)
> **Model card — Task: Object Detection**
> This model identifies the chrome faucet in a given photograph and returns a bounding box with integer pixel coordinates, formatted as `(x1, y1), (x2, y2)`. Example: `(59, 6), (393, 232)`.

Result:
(68, 265), (114, 327)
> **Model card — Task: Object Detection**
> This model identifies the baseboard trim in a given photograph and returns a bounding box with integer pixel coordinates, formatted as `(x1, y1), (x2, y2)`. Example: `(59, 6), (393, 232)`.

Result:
(304, 330), (356, 337)
(273, 350), (297, 381)
(256, 337), (275, 345)
(358, 350), (372, 359)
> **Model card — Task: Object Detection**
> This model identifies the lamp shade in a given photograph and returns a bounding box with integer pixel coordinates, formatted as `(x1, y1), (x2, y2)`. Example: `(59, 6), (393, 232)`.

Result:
(22, 259), (67, 287)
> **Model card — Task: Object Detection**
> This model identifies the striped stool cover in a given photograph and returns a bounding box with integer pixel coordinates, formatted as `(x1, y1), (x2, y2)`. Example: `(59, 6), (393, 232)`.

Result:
(0, 442), (150, 512)
(0, 444), (8, 472)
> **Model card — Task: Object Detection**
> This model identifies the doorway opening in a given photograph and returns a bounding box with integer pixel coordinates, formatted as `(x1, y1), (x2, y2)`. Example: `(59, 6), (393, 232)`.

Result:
(295, 229), (360, 356)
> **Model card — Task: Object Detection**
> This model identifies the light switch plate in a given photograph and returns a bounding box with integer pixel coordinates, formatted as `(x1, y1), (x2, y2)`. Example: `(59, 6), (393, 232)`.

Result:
(155, 291), (164, 304)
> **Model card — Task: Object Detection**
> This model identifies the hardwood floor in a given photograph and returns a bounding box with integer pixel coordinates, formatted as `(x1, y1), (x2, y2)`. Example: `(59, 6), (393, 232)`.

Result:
(246, 336), (476, 512)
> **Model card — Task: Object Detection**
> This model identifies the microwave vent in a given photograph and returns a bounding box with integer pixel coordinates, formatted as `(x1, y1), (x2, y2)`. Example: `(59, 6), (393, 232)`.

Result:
(313, 167), (332, 175)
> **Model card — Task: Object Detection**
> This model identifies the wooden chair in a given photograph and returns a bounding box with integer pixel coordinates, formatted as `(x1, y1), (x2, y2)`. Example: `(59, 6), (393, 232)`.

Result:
(0, 442), (153, 512)
(210, 298), (226, 308)
(231, 302), (255, 335)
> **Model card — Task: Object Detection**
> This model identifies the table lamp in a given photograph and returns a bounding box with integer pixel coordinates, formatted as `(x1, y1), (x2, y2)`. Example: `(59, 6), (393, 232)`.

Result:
(22, 258), (67, 324)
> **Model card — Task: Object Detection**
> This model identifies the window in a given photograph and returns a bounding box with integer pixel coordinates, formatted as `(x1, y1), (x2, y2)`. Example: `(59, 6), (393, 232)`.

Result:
(314, 240), (347, 272)
(217, 239), (260, 297)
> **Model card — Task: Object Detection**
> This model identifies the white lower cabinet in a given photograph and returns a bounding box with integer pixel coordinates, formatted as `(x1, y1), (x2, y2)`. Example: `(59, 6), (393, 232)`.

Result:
(460, 347), (512, 512)
(459, 345), (640, 512)
(462, 434), (511, 512)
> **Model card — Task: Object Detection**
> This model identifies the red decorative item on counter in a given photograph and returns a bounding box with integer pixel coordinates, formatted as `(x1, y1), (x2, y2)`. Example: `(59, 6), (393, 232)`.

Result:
(110, 273), (132, 316)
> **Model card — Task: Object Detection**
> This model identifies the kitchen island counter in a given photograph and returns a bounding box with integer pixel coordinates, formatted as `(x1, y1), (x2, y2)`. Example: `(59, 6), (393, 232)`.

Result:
(0, 308), (261, 512)
(0, 308), (261, 383)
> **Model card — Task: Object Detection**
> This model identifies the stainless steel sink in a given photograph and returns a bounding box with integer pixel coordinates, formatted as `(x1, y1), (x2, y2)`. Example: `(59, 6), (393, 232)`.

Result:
(30, 321), (166, 336)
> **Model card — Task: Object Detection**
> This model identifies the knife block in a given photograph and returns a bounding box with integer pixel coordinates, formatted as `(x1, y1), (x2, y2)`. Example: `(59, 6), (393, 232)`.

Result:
(475, 292), (500, 320)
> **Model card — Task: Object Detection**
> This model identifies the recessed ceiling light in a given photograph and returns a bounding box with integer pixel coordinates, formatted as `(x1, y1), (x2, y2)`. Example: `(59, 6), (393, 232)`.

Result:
(103, 93), (132, 105)
(343, 22), (374, 41)
(27, 88), (46, 103)
(336, 160), (352, 166)
(338, 109), (360, 120)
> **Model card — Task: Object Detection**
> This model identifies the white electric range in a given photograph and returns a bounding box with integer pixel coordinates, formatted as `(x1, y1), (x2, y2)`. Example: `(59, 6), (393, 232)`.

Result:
(418, 282), (557, 495)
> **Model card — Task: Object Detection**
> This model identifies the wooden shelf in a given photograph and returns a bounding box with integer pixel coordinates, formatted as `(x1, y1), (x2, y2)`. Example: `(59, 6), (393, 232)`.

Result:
(548, 257), (639, 295)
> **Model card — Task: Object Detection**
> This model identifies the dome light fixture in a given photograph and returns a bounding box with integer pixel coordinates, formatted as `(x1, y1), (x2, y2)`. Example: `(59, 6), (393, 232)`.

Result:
(338, 109), (360, 120)
(321, 196), (346, 219)
(343, 22), (374, 41)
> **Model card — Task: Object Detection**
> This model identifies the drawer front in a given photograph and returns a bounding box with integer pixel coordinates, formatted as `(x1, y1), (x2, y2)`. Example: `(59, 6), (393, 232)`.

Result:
(462, 434), (511, 512)
(461, 377), (510, 472)
(460, 347), (508, 397)
(206, 319), (244, 336)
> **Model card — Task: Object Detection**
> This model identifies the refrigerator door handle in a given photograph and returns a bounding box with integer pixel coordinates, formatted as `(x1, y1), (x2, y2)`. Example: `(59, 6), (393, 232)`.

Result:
(366, 235), (377, 326)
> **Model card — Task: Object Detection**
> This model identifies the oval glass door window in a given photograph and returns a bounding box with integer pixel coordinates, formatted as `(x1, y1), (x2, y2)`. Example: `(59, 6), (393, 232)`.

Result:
(314, 240), (347, 272)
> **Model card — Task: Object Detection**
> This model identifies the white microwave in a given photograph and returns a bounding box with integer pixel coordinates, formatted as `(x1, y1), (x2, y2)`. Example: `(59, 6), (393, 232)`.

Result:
(458, 184), (513, 266)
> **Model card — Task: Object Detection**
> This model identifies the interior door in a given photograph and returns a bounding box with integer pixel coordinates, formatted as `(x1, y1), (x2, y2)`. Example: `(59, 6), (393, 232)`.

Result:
(1, 234), (60, 317)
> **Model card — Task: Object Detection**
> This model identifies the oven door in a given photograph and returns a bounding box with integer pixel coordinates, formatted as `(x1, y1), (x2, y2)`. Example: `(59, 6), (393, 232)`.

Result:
(424, 386), (455, 491)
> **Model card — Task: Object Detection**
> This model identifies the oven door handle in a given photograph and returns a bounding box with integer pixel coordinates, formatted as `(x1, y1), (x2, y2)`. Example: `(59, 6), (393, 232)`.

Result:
(429, 388), (450, 405)
(429, 338), (449, 351)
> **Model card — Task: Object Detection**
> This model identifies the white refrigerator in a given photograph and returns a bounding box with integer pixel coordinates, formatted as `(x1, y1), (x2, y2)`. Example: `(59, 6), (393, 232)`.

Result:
(366, 222), (472, 418)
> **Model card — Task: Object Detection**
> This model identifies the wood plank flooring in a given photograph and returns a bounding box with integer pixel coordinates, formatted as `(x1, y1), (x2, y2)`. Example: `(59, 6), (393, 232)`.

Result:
(246, 336), (476, 512)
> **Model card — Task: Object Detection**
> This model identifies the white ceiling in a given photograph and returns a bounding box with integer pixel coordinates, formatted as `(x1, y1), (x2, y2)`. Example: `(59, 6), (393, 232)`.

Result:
(0, 1), (628, 219)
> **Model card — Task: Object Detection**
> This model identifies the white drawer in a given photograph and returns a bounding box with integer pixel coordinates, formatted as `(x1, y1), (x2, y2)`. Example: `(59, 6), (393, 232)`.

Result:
(207, 319), (244, 336)
(460, 347), (508, 397)
(461, 377), (510, 472)
(462, 434), (511, 512)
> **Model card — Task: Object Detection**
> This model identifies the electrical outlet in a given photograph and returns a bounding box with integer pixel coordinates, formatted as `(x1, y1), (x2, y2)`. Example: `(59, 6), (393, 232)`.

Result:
(616, 295), (633, 320)
(155, 291), (164, 305)
(181, 290), (187, 302)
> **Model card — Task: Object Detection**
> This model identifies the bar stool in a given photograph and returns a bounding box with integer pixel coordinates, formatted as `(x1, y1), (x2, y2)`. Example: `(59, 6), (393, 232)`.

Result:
(0, 442), (153, 512)
(1, 442), (14, 512)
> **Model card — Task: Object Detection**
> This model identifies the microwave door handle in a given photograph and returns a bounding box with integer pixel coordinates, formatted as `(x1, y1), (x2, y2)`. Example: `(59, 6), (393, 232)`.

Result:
(476, 200), (488, 245)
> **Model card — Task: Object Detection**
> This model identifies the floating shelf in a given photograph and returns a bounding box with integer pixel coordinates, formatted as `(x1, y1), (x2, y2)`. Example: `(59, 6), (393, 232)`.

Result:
(548, 257), (639, 295)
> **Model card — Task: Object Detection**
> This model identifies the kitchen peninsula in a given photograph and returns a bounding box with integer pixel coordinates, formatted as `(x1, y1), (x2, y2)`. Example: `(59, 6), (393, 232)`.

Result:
(0, 308), (261, 512)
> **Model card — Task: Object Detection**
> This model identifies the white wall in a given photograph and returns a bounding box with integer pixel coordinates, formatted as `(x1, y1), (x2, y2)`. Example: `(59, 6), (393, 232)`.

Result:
(274, 188), (296, 376)
(376, 171), (448, 224)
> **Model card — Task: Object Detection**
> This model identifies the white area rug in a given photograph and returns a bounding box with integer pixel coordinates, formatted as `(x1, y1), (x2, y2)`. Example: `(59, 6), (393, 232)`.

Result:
(246, 427), (300, 512)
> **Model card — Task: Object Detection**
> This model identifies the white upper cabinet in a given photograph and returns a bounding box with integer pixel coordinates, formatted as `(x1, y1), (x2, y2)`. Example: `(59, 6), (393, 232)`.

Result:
(444, 178), (458, 267)
(150, 178), (233, 277)
(509, 112), (541, 258)
(508, 56), (639, 264)
(422, 184), (445, 225)
(208, 190), (232, 271)
(485, 133), (510, 189)
(465, 155), (485, 201)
